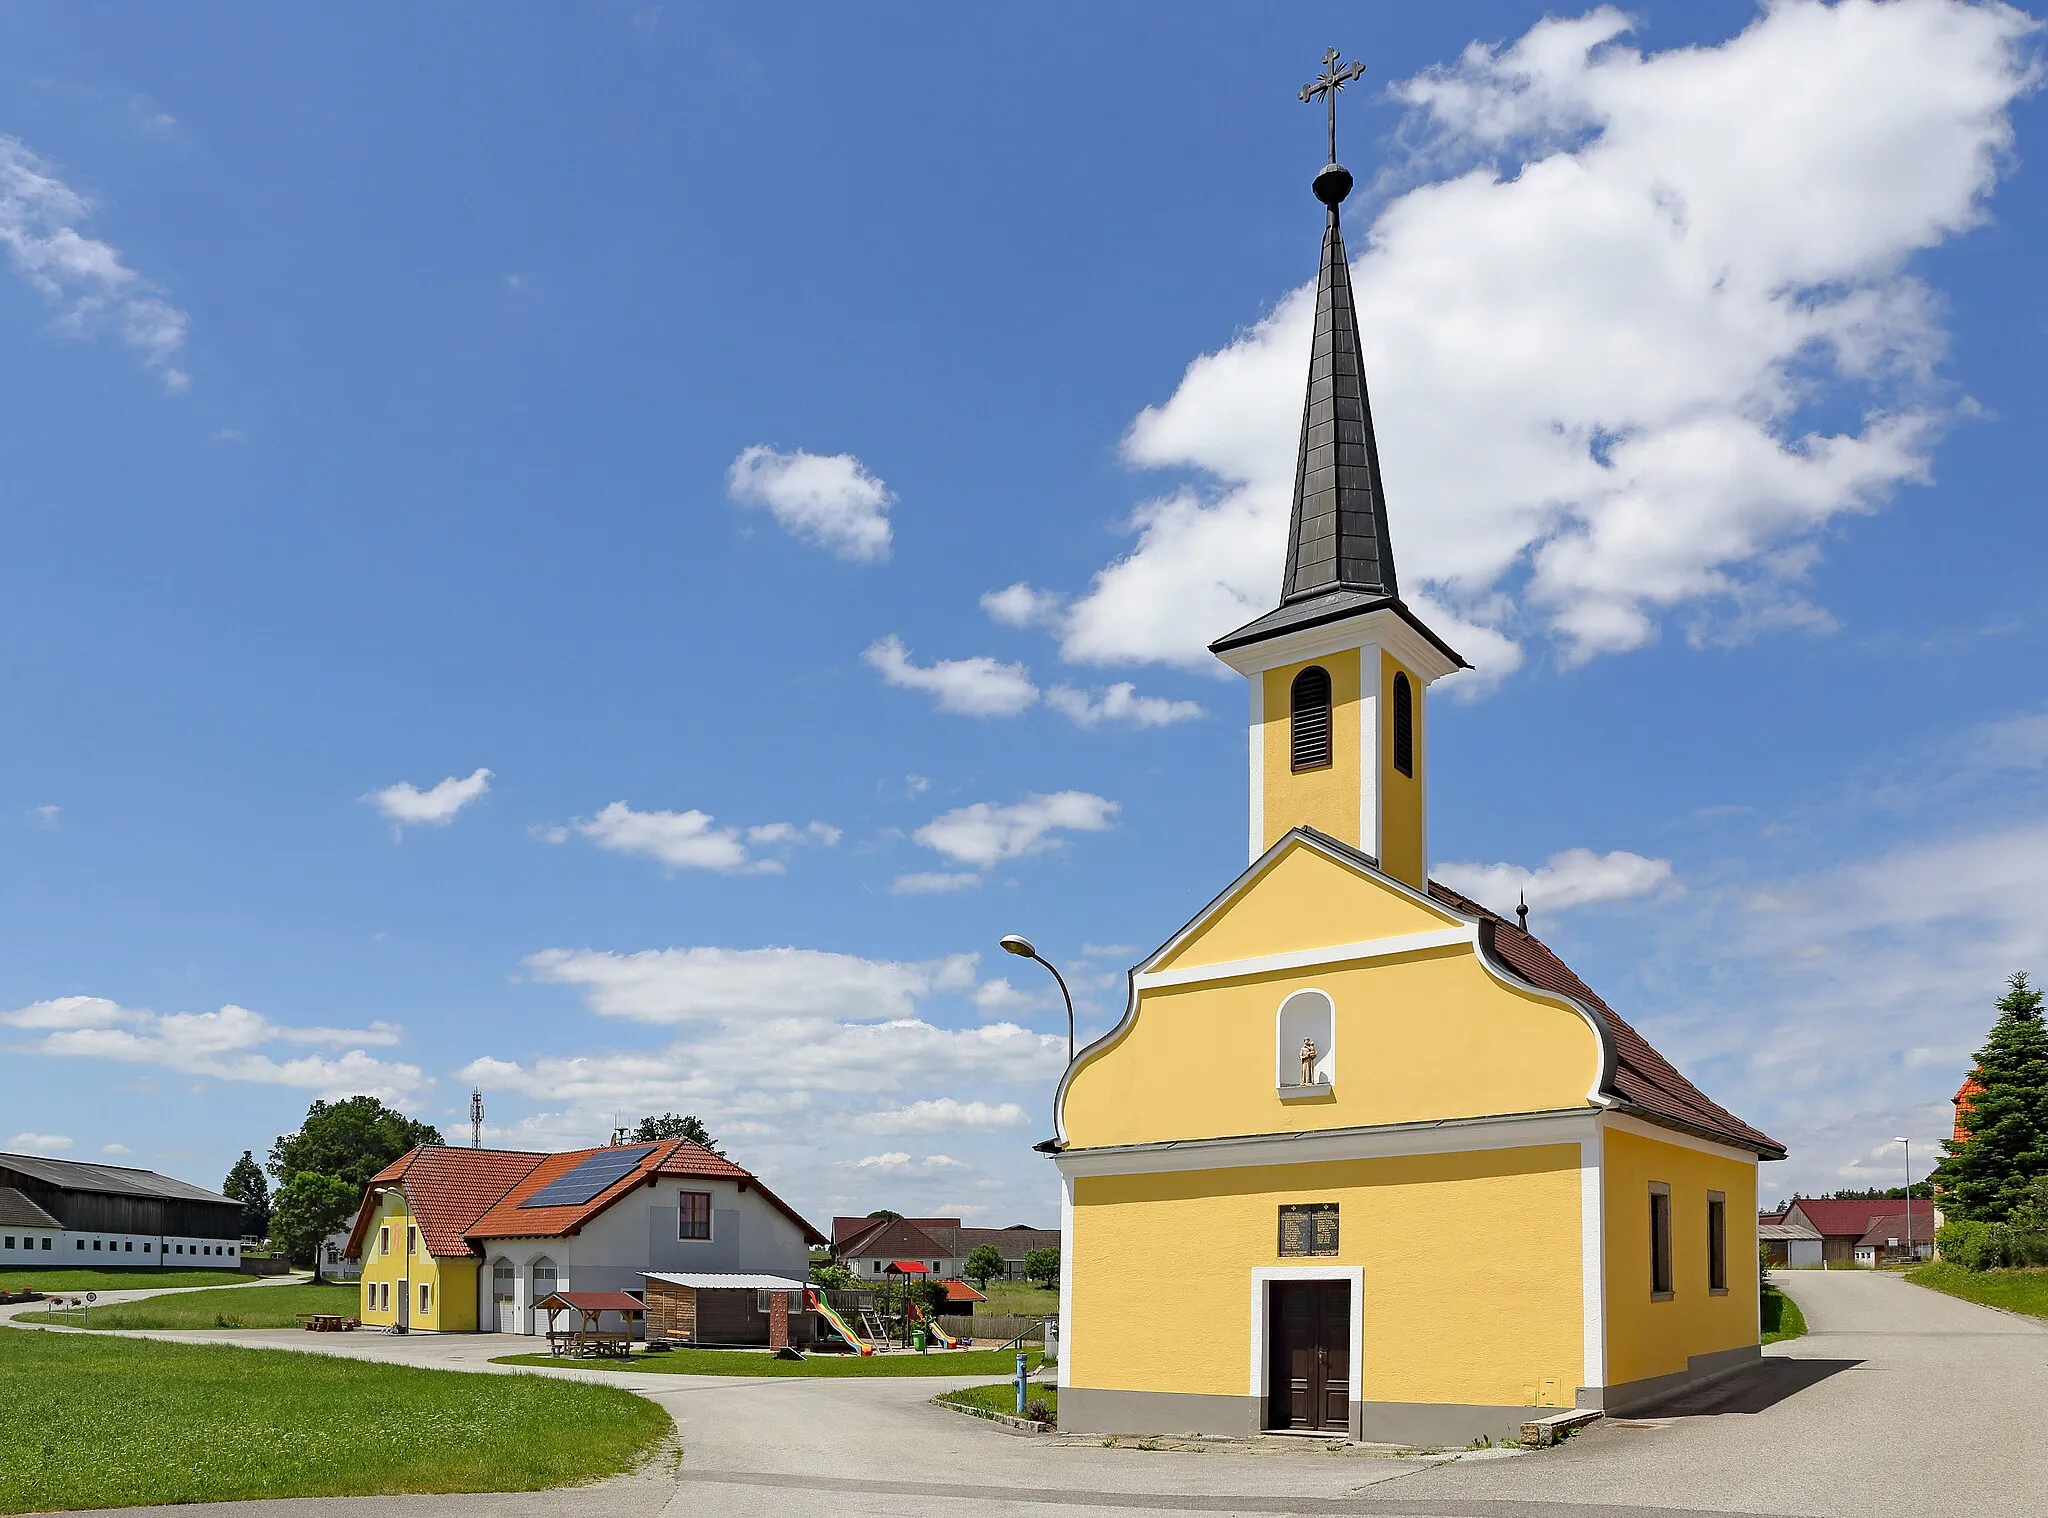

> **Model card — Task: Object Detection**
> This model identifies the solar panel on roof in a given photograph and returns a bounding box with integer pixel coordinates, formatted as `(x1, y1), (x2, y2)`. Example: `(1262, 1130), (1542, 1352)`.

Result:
(518, 1145), (658, 1209)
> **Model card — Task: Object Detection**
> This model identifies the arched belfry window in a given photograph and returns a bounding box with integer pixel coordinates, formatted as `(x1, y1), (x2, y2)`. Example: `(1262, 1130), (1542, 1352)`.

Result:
(1290, 666), (1332, 773)
(1392, 672), (1414, 778)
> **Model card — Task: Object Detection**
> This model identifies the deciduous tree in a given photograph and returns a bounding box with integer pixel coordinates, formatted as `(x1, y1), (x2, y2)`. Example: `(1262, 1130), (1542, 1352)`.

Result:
(269, 1172), (362, 1279)
(222, 1150), (271, 1239)
(630, 1113), (721, 1152)
(1022, 1247), (1060, 1288)
(964, 1243), (1005, 1288)
(267, 1097), (442, 1192)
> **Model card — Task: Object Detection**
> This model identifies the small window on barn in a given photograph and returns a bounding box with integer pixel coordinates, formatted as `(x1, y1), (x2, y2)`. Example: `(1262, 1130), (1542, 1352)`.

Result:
(678, 1192), (712, 1241)
(1290, 666), (1333, 772)
(1392, 672), (1414, 777)
(1649, 1182), (1674, 1300)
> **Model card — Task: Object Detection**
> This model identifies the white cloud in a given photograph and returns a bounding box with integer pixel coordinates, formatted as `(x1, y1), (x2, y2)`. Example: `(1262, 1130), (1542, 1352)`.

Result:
(1435, 847), (1677, 917)
(0, 136), (190, 390)
(850, 1098), (1029, 1134)
(864, 635), (1038, 718)
(567, 802), (836, 875)
(29, 804), (59, 827)
(1, 996), (423, 1100)
(914, 791), (1118, 869)
(1045, 683), (1204, 729)
(981, 582), (1065, 628)
(851, 1151), (969, 1174)
(892, 871), (981, 895)
(1043, 2), (2036, 680)
(7, 1132), (71, 1153)
(728, 444), (893, 562)
(100, 1143), (130, 1155)
(367, 768), (492, 827)
(525, 945), (979, 1024)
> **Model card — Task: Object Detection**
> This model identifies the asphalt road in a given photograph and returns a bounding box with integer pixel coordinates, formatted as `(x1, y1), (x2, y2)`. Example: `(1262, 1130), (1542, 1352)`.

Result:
(8, 1267), (2044, 1517)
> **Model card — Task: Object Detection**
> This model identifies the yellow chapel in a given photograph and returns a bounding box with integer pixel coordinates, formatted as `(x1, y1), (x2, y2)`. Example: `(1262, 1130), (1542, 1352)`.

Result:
(1046, 95), (1784, 1447)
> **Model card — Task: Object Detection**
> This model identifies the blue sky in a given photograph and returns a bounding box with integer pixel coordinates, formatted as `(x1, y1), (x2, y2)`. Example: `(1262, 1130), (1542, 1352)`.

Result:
(0, 1), (2042, 1224)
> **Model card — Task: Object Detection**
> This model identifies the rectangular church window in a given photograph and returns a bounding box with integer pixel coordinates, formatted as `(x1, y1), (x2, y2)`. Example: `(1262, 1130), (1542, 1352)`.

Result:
(1279, 1203), (1339, 1257)
(1707, 1192), (1728, 1294)
(1649, 1183), (1673, 1299)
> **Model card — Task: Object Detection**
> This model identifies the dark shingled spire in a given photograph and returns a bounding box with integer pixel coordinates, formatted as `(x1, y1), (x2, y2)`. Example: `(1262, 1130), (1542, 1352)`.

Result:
(1282, 172), (1397, 604)
(1211, 54), (1466, 668)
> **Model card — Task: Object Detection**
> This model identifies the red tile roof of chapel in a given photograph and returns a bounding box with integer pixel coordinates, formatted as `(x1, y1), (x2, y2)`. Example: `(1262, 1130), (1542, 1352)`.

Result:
(1426, 879), (1786, 1159)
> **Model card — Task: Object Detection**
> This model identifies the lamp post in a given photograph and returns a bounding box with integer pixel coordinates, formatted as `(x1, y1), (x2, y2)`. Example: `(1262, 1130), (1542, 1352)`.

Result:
(1895, 1136), (1913, 1262)
(999, 935), (1074, 1065)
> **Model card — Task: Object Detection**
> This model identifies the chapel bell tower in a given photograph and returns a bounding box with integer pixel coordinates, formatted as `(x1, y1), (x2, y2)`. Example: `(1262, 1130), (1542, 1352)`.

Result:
(1209, 52), (1466, 890)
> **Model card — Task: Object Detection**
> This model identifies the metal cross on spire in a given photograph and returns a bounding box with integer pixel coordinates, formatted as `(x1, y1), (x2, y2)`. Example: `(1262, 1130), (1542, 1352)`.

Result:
(1299, 48), (1367, 164)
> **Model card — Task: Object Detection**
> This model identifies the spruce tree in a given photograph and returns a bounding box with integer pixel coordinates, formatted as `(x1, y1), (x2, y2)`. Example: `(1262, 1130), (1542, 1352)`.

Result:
(1931, 972), (2048, 1221)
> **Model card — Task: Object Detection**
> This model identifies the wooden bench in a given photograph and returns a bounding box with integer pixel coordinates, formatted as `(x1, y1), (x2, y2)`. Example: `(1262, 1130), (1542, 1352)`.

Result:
(297, 1313), (361, 1333)
(546, 1328), (632, 1359)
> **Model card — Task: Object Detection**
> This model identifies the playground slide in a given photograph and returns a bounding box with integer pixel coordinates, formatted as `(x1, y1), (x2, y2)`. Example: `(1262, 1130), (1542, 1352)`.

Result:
(809, 1292), (874, 1355)
(910, 1303), (962, 1349)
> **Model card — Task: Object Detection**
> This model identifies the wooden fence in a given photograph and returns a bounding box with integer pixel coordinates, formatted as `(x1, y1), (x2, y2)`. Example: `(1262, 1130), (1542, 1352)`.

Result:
(935, 1313), (1047, 1341)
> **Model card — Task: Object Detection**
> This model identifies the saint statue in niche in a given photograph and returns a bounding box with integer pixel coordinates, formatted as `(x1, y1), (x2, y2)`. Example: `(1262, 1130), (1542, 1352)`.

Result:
(1299, 1037), (1319, 1087)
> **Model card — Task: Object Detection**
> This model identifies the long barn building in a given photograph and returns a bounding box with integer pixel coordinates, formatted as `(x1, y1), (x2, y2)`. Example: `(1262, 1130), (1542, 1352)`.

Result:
(0, 1152), (246, 1268)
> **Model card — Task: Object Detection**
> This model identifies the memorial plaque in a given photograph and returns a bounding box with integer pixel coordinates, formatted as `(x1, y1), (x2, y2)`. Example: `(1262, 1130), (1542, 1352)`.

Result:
(1278, 1202), (1339, 1257)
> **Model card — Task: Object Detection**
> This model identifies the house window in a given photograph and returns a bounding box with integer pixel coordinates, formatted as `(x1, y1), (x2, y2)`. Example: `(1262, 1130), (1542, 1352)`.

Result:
(1278, 1203), (1339, 1258)
(1392, 672), (1414, 777)
(1289, 666), (1333, 772)
(4, 1237), (12, 1249)
(679, 1192), (712, 1241)
(143, 1243), (151, 1253)
(380, 1226), (390, 1257)
(406, 1226), (416, 1255)
(93, 1239), (101, 1251)
(1649, 1183), (1674, 1299)
(125, 1241), (133, 1252)
(1707, 1192), (1728, 1294)
(420, 1282), (431, 1316)
(42, 1237), (51, 1250)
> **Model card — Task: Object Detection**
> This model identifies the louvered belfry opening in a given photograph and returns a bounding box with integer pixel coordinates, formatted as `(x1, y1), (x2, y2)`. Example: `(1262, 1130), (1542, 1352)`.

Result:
(1290, 666), (1333, 772)
(1392, 672), (1413, 777)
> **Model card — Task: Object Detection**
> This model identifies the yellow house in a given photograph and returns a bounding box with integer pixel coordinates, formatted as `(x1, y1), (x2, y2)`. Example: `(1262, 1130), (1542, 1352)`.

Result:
(349, 1145), (541, 1333)
(1047, 137), (1783, 1446)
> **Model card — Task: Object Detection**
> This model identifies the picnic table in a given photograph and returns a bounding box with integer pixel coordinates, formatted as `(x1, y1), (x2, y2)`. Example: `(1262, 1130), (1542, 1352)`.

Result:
(534, 1290), (644, 1359)
(297, 1312), (360, 1332)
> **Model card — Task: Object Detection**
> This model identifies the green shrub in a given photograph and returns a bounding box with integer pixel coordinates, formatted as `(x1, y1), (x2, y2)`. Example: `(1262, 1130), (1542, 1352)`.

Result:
(1936, 1218), (2048, 1270)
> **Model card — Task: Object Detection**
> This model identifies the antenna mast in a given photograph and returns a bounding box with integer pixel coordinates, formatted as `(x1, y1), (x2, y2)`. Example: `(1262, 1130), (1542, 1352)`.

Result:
(469, 1087), (485, 1149)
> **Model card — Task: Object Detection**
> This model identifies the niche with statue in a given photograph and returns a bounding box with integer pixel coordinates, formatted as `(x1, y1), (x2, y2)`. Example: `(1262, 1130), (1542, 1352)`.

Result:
(1275, 989), (1335, 1096)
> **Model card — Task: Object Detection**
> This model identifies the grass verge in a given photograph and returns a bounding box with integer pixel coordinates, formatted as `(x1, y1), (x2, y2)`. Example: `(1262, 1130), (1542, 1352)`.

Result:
(1906, 1260), (2048, 1319)
(17, 1281), (357, 1330)
(1761, 1281), (1807, 1345)
(0, 1268), (261, 1294)
(494, 1347), (1045, 1378)
(971, 1282), (1058, 1316)
(0, 1329), (670, 1514)
(937, 1381), (1057, 1423)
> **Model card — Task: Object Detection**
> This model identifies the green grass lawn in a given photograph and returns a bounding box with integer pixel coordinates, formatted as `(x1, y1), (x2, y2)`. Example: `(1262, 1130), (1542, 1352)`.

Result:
(1906, 1260), (2048, 1318)
(0, 1329), (671, 1514)
(937, 1381), (1057, 1423)
(0, 1268), (261, 1294)
(1761, 1281), (1808, 1345)
(494, 1346), (1045, 1378)
(972, 1281), (1058, 1316)
(17, 1281), (357, 1330)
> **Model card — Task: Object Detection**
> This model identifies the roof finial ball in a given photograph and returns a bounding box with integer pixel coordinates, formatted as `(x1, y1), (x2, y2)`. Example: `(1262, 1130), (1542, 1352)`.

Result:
(1516, 891), (1530, 934)
(1300, 47), (1366, 206)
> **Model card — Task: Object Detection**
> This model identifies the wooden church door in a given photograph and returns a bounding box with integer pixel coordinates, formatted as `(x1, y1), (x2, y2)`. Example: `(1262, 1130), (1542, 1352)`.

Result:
(1266, 1280), (1350, 1432)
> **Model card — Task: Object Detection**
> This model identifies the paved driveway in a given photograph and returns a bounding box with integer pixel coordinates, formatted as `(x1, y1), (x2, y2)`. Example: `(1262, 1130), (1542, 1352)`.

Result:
(10, 1268), (2046, 1517)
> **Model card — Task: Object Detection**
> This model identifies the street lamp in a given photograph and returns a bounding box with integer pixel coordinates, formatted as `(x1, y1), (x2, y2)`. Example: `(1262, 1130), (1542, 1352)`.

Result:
(1895, 1136), (1914, 1262)
(999, 934), (1075, 1065)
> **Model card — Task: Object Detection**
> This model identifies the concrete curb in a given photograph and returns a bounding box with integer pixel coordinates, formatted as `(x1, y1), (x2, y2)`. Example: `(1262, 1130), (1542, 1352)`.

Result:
(932, 1394), (1053, 1435)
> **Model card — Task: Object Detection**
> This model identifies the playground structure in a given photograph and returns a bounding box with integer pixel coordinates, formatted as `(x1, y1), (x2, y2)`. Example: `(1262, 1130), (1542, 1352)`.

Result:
(805, 1285), (978, 1355)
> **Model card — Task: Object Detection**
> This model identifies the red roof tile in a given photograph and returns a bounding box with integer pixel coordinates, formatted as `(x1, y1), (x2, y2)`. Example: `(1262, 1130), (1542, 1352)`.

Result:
(1427, 879), (1785, 1159)
(1786, 1197), (1935, 1238)
(462, 1139), (827, 1247)
(344, 1146), (547, 1260)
